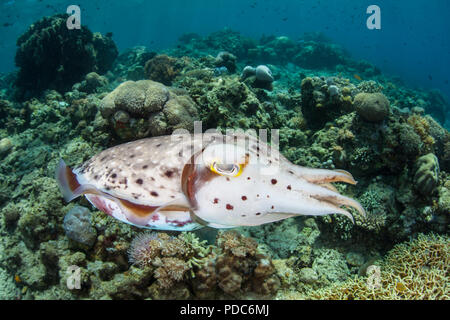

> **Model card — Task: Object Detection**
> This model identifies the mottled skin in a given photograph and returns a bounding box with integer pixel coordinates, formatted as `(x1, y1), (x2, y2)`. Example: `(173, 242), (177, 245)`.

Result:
(57, 132), (365, 231)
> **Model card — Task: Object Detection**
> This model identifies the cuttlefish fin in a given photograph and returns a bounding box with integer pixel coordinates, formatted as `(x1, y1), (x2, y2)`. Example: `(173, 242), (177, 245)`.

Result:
(56, 159), (98, 202)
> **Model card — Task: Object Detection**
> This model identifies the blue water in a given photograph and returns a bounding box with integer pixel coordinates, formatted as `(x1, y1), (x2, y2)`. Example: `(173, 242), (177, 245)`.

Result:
(0, 0), (449, 101)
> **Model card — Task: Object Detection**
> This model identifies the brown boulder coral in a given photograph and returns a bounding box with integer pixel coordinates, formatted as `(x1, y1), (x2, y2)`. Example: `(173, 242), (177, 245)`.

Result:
(354, 92), (390, 122)
(99, 80), (198, 140)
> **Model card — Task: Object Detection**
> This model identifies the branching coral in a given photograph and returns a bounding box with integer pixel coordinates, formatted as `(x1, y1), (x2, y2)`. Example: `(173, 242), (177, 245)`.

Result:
(310, 233), (449, 300)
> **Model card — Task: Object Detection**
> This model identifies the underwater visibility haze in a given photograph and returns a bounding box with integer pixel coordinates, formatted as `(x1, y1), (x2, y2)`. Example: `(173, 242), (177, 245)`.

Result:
(0, 0), (448, 300)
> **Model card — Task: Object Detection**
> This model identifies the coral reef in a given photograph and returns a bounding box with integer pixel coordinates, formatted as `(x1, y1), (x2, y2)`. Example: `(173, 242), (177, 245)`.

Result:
(192, 231), (280, 298)
(214, 51), (237, 73)
(300, 76), (355, 128)
(144, 54), (185, 86)
(63, 205), (97, 248)
(414, 153), (440, 196)
(308, 233), (449, 300)
(14, 14), (118, 99)
(99, 80), (199, 140)
(0, 28), (448, 300)
(354, 92), (390, 122)
(74, 72), (109, 94)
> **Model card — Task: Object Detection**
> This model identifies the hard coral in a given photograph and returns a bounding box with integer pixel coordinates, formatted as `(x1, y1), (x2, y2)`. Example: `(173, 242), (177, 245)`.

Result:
(127, 232), (208, 293)
(300, 76), (356, 129)
(407, 114), (436, 153)
(414, 153), (440, 196)
(15, 14), (117, 99)
(354, 92), (390, 122)
(193, 231), (280, 298)
(214, 51), (237, 73)
(311, 233), (449, 300)
(63, 205), (97, 248)
(144, 54), (184, 86)
(99, 80), (198, 140)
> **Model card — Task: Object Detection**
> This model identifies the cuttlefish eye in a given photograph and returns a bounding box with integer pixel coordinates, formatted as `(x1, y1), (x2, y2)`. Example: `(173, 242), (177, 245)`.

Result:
(210, 161), (242, 177)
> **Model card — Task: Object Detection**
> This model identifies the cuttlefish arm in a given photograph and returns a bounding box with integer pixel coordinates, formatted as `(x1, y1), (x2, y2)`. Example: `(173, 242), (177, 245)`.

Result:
(286, 165), (357, 185)
(282, 165), (365, 223)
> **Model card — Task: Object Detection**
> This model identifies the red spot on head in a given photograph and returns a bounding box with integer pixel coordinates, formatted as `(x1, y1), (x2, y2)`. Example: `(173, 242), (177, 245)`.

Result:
(241, 196), (247, 201)
(271, 179), (277, 185)
(213, 198), (219, 204)
(164, 170), (174, 178)
(226, 204), (234, 210)
(287, 185), (292, 190)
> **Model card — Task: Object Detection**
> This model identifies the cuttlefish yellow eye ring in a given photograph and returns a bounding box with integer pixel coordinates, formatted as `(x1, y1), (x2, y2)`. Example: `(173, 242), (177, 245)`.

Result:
(210, 161), (243, 177)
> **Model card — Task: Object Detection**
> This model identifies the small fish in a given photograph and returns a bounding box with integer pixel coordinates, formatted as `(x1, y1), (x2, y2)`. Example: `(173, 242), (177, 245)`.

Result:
(353, 74), (362, 81)
(428, 75), (433, 81)
(57, 133), (365, 231)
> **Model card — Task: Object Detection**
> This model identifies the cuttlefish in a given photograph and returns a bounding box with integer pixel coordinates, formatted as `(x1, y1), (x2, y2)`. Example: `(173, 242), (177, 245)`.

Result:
(56, 132), (365, 231)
